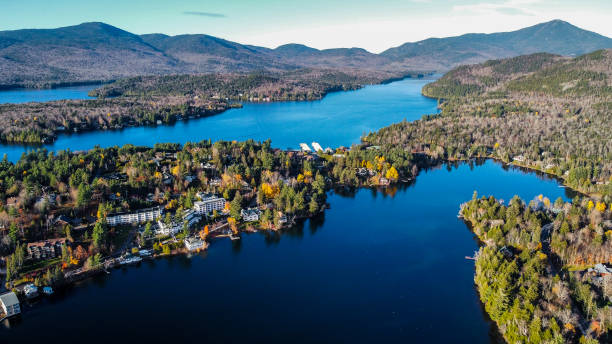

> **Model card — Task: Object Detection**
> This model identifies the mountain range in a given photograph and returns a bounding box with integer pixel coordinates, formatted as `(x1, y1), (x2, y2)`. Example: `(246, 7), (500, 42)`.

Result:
(0, 19), (611, 88)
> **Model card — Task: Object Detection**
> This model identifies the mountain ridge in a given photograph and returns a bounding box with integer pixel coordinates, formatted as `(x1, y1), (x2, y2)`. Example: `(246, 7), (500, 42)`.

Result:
(1, 20), (611, 88)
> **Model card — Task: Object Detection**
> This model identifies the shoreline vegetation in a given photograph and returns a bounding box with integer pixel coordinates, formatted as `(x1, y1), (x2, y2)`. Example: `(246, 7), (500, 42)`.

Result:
(369, 49), (612, 199)
(0, 138), (420, 298)
(363, 49), (611, 343)
(0, 69), (423, 145)
(460, 194), (611, 343)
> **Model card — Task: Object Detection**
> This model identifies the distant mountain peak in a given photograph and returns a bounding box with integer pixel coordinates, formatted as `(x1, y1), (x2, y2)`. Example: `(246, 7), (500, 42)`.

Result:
(1, 20), (611, 87)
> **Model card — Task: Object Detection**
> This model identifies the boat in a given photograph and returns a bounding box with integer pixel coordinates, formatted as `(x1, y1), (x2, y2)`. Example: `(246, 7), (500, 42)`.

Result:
(120, 255), (143, 265)
(138, 249), (152, 257)
(23, 283), (39, 299)
(42, 286), (54, 296)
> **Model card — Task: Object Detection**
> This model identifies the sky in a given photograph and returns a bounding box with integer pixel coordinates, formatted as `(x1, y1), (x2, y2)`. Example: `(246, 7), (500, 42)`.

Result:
(1, 0), (611, 53)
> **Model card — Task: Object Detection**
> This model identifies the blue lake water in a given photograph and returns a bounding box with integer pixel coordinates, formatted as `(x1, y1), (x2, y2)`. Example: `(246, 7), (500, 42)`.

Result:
(0, 85), (97, 104)
(0, 80), (575, 342)
(1, 160), (574, 343)
(0, 78), (438, 162)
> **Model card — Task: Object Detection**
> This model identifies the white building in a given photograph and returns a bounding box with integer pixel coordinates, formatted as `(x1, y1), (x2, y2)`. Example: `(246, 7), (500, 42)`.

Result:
(107, 206), (163, 226)
(311, 142), (323, 152)
(194, 194), (226, 215)
(184, 237), (206, 251)
(241, 208), (261, 222)
(156, 209), (201, 236)
(183, 209), (201, 228)
(157, 220), (182, 236)
(0, 292), (20, 318)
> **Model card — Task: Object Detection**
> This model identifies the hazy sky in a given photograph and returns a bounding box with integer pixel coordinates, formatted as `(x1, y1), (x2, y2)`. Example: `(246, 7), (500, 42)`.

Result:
(2, 0), (611, 53)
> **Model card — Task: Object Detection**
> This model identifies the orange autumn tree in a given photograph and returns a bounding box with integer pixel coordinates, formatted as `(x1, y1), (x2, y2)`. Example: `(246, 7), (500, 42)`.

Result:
(199, 225), (209, 240)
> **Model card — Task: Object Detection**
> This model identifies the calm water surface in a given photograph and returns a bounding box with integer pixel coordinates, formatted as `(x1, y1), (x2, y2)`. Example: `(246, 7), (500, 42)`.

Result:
(0, 78), (437, 162)
(0, 85), (97, 104)
(1, 160), (574, 343)
(0, 81), (574, 342)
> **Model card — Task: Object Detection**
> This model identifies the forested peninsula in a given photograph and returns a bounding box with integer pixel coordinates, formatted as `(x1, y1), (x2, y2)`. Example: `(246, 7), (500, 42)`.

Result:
(362, 50), (612, 343)
(461, 194), (611, 343)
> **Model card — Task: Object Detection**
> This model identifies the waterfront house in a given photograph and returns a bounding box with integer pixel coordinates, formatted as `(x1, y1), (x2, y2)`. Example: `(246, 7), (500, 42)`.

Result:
(241, 208), (261, 222)
(0, 292), (20, 318)
(277, 212), (288, 224)
(107, 206), (163, 226)
(27, 238), (66, 260)
(194, 194), (226, 215)
(513, 155), (526, 163)
(184, 237), (206, 251)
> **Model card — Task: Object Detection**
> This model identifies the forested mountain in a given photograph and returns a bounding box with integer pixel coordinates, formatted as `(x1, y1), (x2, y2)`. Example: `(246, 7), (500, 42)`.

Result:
(381, 20), (612, 71)
(1, 20), (611, 88)
(0, 22), (180, 88)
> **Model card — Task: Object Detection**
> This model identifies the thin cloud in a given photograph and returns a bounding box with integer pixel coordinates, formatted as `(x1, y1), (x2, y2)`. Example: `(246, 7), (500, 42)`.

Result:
(182, 11), (226, 18)
(453, 0), (538, 17)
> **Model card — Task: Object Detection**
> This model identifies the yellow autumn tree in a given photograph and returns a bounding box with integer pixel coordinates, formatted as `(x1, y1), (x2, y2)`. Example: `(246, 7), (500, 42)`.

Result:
(587, 200), (594, 211)
(261, 183), (279, 198)
(385, 166), (399, 180)
(595, 201), (606, 212)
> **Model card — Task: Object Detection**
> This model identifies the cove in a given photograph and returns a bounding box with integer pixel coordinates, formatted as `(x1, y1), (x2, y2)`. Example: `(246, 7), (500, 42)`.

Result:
(0, 85), (97, 104)
(0, 78), (438, 162)
(1, 160), (576, 343)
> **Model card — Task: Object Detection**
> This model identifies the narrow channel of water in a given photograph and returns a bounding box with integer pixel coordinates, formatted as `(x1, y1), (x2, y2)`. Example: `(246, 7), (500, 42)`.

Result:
(0, 85), (97, 104)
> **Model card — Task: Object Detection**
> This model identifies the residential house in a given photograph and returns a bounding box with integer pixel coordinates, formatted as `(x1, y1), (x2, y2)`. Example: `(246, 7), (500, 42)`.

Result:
(107, 206), (163, 226)
(0, 292), (20, 318)
(184, 237), (206, 251)
(241, 208), (261, 222)
(277, 212), (288, 225)
(27, 238), (66, 260)
(209, 178), (222, 186)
